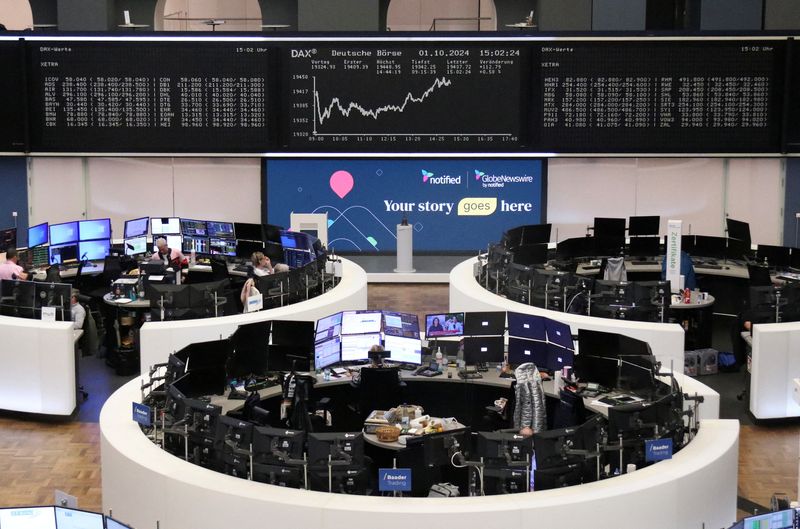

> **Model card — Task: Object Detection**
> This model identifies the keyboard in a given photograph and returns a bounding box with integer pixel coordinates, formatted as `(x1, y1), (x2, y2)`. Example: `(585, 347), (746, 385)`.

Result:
(233, 265), (250, 273)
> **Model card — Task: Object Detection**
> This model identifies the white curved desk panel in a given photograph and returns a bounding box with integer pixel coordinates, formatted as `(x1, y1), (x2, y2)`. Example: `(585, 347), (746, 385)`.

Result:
(0, 316), (77, 415)
(449, 258), (686, 370)
(139, 258), (368, 372)
(101, 379), (737, 529)
(750, 321), (800, 419)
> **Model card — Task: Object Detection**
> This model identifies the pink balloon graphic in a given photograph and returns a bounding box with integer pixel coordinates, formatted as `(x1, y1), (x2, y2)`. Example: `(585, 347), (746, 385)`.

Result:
(330, 170), (354, 199)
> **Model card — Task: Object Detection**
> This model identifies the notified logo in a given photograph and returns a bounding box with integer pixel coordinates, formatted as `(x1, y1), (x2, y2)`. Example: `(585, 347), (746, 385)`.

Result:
(475, 169), (534, 189)
(422, 169), (461, 185)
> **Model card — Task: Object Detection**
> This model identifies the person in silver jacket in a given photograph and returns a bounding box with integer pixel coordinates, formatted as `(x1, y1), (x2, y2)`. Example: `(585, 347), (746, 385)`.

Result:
(513, 362), (547, 436)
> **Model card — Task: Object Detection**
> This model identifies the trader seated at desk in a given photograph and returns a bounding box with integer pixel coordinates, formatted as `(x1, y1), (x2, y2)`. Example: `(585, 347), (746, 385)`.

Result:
(150, 237), (187, 269)
(250, 251), (274, 277)
(0, 249), (29, 280)
(71, 288), (86, 330)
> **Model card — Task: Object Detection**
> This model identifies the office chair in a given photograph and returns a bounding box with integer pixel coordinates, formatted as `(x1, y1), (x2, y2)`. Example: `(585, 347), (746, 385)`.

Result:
(88, 255), (123, 299)
(747, 263), (772, 287)
(283, 372), (332, 432)
(210, 257), (229, 282)
(45, 265), (61, 283)
(355, 367), (404, 421)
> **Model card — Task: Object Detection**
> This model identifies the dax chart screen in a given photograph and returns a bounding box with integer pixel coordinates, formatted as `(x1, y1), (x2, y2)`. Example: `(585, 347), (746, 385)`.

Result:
(283, 44), (525, 151)
(265, 159), (545, 253)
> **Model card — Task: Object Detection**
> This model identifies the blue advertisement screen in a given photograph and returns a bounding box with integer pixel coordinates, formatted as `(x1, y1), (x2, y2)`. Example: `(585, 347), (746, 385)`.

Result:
(266, 159), (545, 252)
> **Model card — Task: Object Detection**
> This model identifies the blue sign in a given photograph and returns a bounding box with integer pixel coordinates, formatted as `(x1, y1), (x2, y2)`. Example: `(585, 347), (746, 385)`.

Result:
(645, 438), (673, 462)
(378, 468), (412, 492)
(265, 159), (545, 252)
(132, 401), (152, 427)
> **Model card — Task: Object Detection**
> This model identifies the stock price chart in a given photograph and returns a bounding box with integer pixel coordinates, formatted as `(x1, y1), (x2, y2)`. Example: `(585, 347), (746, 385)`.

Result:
(28, 42), (269, 153)
(285, 45), (524, 151)
(531, 41), (785, 153)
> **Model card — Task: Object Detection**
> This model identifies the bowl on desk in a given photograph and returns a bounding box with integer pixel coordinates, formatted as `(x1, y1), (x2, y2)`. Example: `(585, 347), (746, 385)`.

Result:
(375, 426), (401, 442)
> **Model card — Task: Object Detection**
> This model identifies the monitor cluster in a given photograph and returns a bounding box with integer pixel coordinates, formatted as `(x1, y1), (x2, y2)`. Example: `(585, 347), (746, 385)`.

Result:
(0, 505), (131, 529)
(0, 279), (71, 321)
(26, 218), (112, 266)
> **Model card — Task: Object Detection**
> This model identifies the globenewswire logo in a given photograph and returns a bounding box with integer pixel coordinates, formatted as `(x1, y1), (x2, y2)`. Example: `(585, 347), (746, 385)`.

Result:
(422, 169), (461, 185)
(475, 169), (534, 189)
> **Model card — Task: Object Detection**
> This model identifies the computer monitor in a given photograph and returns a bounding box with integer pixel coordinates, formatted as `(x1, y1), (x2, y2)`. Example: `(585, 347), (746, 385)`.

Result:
(48, 243), (78, 265)
(146, 283), (193, 319)
(0, 227), (16, 252)
(507, 311), (546, 340)
(151, 217), (180, 235)
(268, 344), (311, 372)
(28, 222), (48, 248)
(547, 343), (575, 373)
(482, 466), (529, 495)
(228, 320), (271, 377)
(152, 234), (182, 254)
(189, 279), (229, 317)
(235, 239), (264, 259)
(544, 318), (573, 349)
(425, 312), (465, 337)
(180, 218), (208, 237)
(555, 237), (596, 260)
(124, 235), (148, 256)
(307, 432), (364, 467)
(507, 337), (548, 368)
(214, 414), (254, 452)
(593, 217), (626, 239)
(104, 516), (133, 529)
(49, 221), (79, 245)
(315, 336), (341, 370)
(617, 354), (657, 395)
(207, 221), (235, 239)
(593, 280), (634, 305)
(463, 336), (504, 365)
(0, 279), (36, 318)
(476, 430), (534, 465)
(725, 237), (751, 261)
(627, 236), (661, 257)
(578, 329), (621, 358)
(234, 222), (262, 241)
(595, 236), (626, 257)
(182, 235), (209, 255)
(315, 312), (342, 343)
(78, 239), (110, 261)
(0, 506), (56, 529)
(341, 310), (382, 335)
(726, 217), (751, 245)
(757, 244), (792, 268)
(573, 354), (619, 389)
(739, 509), (794, 529)
(511, 243), (549, 266)
(463, 311), (506, 336)
(384, 334), (422, 365)
(124, 216), (149, 238)
(340, 333), (381, 362)
(54, 507), (104, 529)
(679, 234), (696, 255)
(253, 426), (307, 465)
(308, 465), (369, 495)
(78, 218), (111, 241)
(382, 311), (420, 338)
(504, 224), (552, 247)
(36, 282), (71, 321)
(533, 416), (603, 471)
(253, 463), (305, 489)
(693, 235), (727, 260)
(263, 223), (284, 244)
(628, 216), (660, 236)
(209, 237), (236, 256)
(271, 320), (315, 350)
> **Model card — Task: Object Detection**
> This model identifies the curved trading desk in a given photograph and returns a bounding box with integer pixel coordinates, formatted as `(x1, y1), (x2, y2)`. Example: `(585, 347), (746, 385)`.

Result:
(138, 258), (367, 372)
(450, 258), (686, 370)
(101, 374), (734, 529)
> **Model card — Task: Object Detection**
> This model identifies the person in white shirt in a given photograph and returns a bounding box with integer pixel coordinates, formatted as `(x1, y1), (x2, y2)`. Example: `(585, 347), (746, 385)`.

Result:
(71, 289), (86, 330)
(0, 249), (28, 280)
(250, 251), (274, 277)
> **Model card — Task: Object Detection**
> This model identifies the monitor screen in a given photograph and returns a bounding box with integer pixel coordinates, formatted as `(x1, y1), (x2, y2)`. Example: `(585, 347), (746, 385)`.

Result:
(78, 239), (110, 261)
(181, 235), (208, 254)
(315, 336), (341, 370)
(508, 336), (548, 367)
(593, 217), (626, 239)
(740, 509), (794, 529)
(545, 319), (574, 352)
(463, 336), (505, 365)
(0, 228), (16, 252)
(547, 343), (574, 372)
(49, 243), (78, 265)
(49, 221), (79, 245)
(180, 218), (208, 237)
(235, 239), (264, 259)
(341, 310), (382, 335)
(340, 333), (381, 362)
(555, 236), (596, 260)
(263, 223), (284, 244)
(234, 222), (262, 241)
(382, 311), (420, 338)
(208, 221), (235, 238)
(151, 217), (180, 235)
(692, 235), (727, 260)
(628, 236), (661, 257)
(78, 218), (111, 241)
(384, 334), (422, 365)
(209, 237), (236, 256)
(757, 244), (792, 268)
(54, 507), (104, 529)
(124, 235), (148, 256)
(153, 234), (182, 254)
(104, 517), (132, 529)
(627, 216), (660, 236)
(271, 320), (315, 349)
(124, 216), (149, 238)
(726, 218), (751, 244)
(425, 312), (465, 337)
(463, 311), (506, 336)
(0, 506), (56, 529)
(28, 222), (48, 248)
(316, 312), (342, 343)
(507, 311), (546, 340)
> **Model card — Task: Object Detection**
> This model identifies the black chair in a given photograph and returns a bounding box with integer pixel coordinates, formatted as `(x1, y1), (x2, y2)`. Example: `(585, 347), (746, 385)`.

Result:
(210, 257), (229, 282)
(356, 367), (404, 421)
(747, 263), (772, 287)
(88, 255), (123, 298)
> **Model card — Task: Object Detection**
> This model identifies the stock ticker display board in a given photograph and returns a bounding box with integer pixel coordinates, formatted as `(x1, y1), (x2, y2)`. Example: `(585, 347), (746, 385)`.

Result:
(0, 36), (797, 154)
(27, 41), (270, 153)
